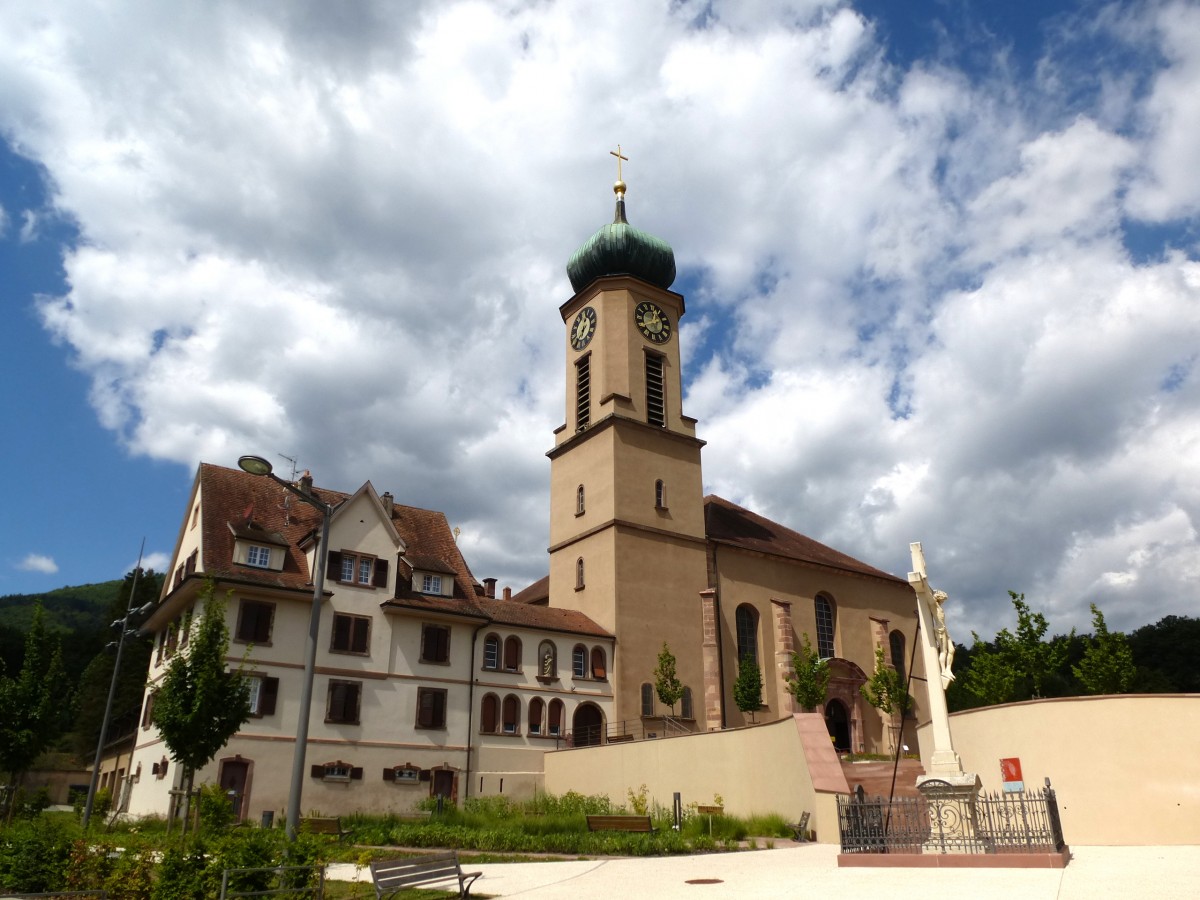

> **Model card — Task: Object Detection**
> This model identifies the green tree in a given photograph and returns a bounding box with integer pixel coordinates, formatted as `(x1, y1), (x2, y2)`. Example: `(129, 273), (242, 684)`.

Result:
(1073, 604), (1136, 695)
(1001, 592), (1073, 698)
(961, 633), (1019, 705)
(0, 603), (69, 821)
(859, 646), (912, 717)
(785, 633), (829, 712)
(1128, 615), (1200, 693)
(733, 653), (763, 722)
(151, 583), (251, 831)
(653, 642), (684, 714)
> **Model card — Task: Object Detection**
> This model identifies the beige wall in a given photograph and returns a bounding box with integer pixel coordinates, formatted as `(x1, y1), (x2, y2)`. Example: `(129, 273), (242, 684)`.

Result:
(544, 715), (842, 843)
(919, 694), (1200, 845)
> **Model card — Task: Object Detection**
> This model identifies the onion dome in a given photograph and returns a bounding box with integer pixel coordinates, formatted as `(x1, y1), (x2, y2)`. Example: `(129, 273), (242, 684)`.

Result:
(566, 180), (676, 293)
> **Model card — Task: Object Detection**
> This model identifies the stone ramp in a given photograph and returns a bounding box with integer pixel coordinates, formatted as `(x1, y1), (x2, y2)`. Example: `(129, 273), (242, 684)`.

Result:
(840, 758), (926, 798)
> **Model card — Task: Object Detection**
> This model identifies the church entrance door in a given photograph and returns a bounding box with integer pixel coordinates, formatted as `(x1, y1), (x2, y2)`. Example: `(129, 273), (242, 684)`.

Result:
(825, 699), (851, 752)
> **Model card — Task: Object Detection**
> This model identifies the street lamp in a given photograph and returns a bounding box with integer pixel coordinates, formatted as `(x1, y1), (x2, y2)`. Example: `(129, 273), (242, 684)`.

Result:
(238, 454), (333, 841)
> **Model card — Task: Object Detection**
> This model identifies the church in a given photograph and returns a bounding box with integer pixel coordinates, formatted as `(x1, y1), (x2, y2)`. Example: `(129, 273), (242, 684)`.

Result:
(122, 168), (924, 823)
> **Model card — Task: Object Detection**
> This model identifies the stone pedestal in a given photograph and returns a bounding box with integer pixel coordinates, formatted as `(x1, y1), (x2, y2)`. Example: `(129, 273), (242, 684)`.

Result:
(917, 772), (988, 854)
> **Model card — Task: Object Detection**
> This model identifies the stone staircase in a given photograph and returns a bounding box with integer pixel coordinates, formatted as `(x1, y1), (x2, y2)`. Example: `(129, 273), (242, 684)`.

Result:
(839, 757), (926, 798)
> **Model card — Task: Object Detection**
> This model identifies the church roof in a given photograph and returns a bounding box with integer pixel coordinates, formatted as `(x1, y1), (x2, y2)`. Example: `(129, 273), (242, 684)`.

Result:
(510, 575), (549, 605)
(704, 495), (906, 584)
(566, 187), (676, 293)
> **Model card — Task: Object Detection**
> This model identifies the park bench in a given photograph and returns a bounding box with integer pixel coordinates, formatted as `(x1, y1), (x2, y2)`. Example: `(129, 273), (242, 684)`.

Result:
(298, 815), (350, 841)
(370, 851), (482, 899)
(790, 810), (811, 841)
(586, 814), (653, 832)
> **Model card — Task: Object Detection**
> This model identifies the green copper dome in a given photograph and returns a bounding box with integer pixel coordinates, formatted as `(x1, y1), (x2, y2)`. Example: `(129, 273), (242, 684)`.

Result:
(566, 194), (676, 293)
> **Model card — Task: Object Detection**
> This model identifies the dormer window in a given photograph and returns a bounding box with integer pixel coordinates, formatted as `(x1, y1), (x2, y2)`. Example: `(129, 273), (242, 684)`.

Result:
(247, 545), (271, 568)
(421, 574), (443, 594)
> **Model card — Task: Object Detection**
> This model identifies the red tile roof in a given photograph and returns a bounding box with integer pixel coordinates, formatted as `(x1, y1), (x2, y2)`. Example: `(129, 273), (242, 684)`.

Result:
(510, 575), (549, 605)
(704, 495), (905, 584)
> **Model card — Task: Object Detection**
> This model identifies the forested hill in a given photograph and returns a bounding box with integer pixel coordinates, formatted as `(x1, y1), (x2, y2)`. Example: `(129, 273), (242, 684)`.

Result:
(0, 580), (123, 633)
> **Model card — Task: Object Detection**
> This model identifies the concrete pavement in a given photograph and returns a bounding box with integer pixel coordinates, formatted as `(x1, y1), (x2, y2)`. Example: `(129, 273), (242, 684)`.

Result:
(328, 843), (1200, 898)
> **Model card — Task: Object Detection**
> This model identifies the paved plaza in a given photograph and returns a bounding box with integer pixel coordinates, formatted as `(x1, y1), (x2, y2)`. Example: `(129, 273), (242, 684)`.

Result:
(328, 842), (1200, 898)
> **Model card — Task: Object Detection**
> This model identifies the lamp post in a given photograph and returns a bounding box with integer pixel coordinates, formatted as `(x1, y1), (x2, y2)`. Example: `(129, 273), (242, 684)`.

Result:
(238, 454), (333, 841)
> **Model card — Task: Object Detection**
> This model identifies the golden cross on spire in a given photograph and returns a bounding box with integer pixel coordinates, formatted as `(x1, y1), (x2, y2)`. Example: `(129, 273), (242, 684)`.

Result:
(610, 144), (628, 191)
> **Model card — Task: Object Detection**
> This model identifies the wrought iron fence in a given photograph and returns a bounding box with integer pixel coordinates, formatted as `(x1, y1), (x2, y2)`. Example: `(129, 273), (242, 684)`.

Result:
(838, 780), (1065, 855)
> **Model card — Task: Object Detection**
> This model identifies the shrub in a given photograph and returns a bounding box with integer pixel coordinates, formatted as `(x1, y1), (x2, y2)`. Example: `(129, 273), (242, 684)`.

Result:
(0, 817), (75, 893)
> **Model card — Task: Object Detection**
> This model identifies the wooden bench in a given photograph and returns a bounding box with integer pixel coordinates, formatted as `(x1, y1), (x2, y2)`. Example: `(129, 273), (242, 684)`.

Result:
(791, 810), (811, 841)
(586, 814), (653, 832)
(370, 852), (482, 899)
(298, 816), (350, 841)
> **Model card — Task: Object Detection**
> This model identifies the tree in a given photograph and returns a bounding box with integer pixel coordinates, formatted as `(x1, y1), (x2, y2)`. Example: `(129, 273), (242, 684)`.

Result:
(1073, 604), (1136, 695)
(860, 646), (912, 718)
(1128, 615), (1200, 693)
(785, 633), (829, 713)
(653, 642), (684, 715)
(0, 602), (68, 820)
(151, 582), (251, 831)
(733, 653), (763, 723)
(961, 632), (1020, 706)
(1000, 592), (1073, 698)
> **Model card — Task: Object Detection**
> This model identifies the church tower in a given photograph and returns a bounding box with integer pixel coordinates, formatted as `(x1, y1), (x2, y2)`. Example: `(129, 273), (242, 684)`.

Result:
(549, 156), (710, 730)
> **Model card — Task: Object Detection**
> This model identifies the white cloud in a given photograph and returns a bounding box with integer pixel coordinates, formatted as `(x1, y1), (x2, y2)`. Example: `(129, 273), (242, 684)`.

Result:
(17, 553), (58, 574)
(3, 0), (1199, 638)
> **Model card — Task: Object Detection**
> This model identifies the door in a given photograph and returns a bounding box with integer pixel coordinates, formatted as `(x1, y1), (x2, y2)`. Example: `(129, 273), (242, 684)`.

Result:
(218, 758), (250, 821)
(825, 699), (851, 752)
(572, 703), (604, 747)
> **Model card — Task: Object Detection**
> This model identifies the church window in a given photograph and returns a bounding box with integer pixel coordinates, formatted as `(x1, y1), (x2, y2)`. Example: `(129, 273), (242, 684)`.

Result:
(645, 353), (665, 427)
(815, 595), (836, 658)
(640, 683), (654, 717)
(576, 357), (591, 430)
(577, 484), (585, 515)
(655, 479), (667, 509)
(681, 686), (694, 720)
(575, 557), (585, 590)
(503, 636), (521, 671)
(572, 645), (587, 678)
(483, 635), (500, 670)
(528, 697), (544, 734)
(736, 604), (759, 666)
(889, 630), (906, 685)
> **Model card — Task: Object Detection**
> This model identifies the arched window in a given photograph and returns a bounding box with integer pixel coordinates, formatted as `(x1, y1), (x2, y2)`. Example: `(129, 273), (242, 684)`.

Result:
(482, 634), (500, 670)
(503, 636), (521, 671)
(480, 693), (498, 733)
(576, 484), (585, 515)
(736, 604), (759, 666)
(681, 686), (694, 720)
(815, 595), (836, 659)
(548, 699), (564, 736)
(889, 630), (906, 685)
(538, 641), (557, 677)
(641, 683), (655, 717)
(590, 646), (607, 680)
(572, 645), (587, 678)
(502, 695), (520, 734)
(528, 697), (544, 735)
(655, 479), (666, 509)
(576, 557), (585, 589)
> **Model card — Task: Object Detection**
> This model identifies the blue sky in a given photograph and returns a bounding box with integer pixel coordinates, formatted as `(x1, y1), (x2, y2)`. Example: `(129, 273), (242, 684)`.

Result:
(2, 0), (1198, 640)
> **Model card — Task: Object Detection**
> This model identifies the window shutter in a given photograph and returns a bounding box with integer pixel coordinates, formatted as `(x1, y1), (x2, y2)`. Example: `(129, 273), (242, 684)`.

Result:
(418, 691), (434, 727)
(591, 648), (606, 679)
(373, 559), (389, 588)
(353, 617), (370, 653)
(333, 615), (350, 650)
(481, 695), (497, 732)
(529, 699), (543, 728)
(327, 550), (343, 578)
(549, 700), (562, 730)
(351, 767), (363, 780)
(382, 768), (395, 782)
(261, 677), (278, 716)
(504, 637), (519, 670)
(310, 765), (324, 779)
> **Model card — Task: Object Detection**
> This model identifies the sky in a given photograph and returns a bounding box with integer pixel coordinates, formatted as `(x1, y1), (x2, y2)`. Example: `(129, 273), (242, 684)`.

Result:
(2, 0), (1198, 641)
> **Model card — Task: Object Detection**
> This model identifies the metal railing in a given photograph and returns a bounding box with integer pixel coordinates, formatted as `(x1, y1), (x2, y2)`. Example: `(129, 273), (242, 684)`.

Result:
(566, 717), (696, 748)
(838, 780), (1065, 855)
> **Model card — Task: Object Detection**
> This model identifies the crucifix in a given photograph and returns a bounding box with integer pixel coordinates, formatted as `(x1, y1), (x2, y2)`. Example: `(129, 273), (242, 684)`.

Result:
(909, 541), (972, 781)
(610, 144), (628, 181)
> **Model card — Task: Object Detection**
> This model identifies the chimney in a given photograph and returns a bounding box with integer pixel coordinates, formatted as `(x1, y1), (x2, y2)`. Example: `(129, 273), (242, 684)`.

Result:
(502, 586), (512, 602)
(382, 492), (394, 516)
(483, 577), (497, 599)
(299, 470), (313, 496)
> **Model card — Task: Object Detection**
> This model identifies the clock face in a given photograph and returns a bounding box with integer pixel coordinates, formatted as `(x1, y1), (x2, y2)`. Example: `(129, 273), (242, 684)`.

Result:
(635, 300), (672, 344)
(571, 306), (597, 351)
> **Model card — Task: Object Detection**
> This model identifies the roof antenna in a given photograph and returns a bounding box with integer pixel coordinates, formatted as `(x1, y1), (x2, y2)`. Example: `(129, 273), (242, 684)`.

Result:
(278, 454), (300, 525)
(279, 453), (300, 481)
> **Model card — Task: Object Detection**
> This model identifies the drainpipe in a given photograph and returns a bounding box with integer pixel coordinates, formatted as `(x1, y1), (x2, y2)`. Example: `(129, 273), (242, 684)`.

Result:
(463, 618), (490, 802)
(713, 544), (727, 729)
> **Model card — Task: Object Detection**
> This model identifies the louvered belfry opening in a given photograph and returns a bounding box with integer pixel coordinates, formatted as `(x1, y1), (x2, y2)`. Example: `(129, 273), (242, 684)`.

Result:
(576, 356), (591, 429)
(645, 352), (665, 427)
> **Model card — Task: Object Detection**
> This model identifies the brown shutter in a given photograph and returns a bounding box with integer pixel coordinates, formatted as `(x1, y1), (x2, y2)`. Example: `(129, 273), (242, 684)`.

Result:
(353, 617), (370, 653)
(504, 637), (519, 670)
(373, 559), (389, 588)
(481, 695), (497, 732)
(332, 615), (350, 650)
(418, 691), (434, 727)
(310, 765), (324, 778)
(327, 550), (343, 579)
(529, 699), (543, 728)
(261, 677), (278, 716)
(591, 647), (606, 679)
(351, 767), (363, 780)
(383, 768), (395, 782)
(549, 700), (562, 729)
